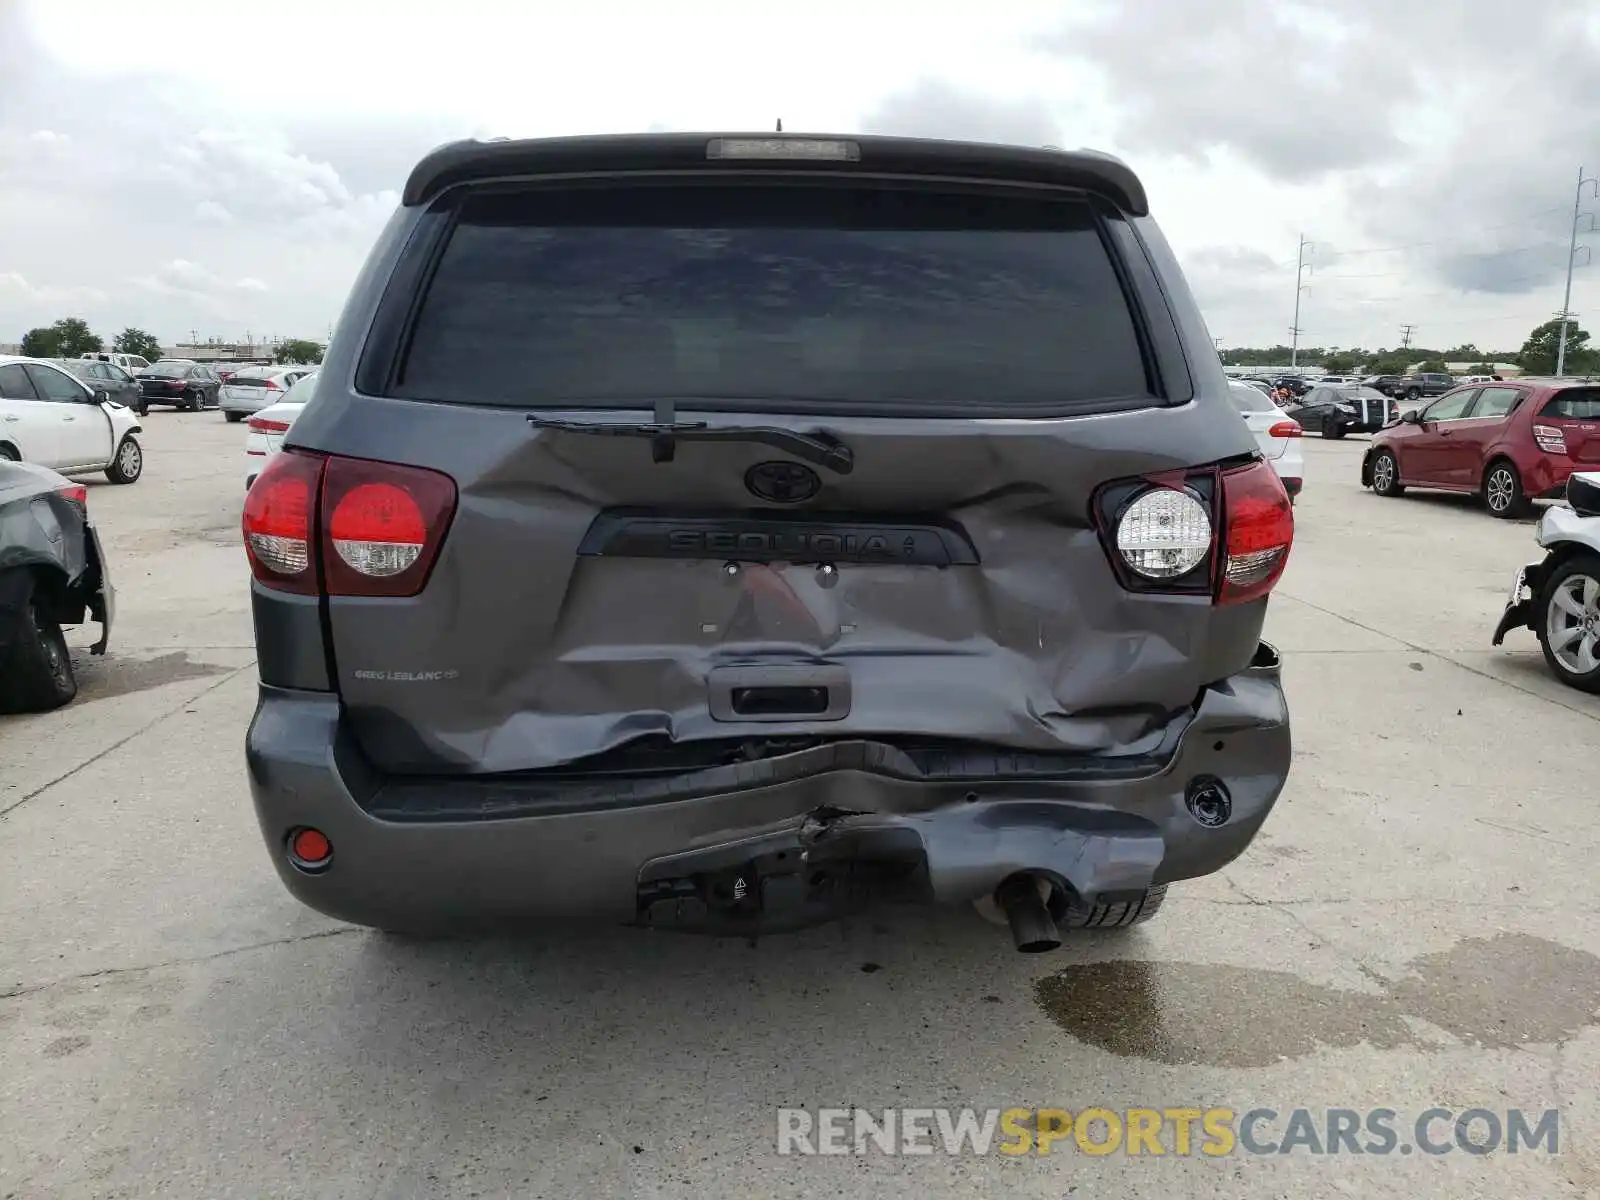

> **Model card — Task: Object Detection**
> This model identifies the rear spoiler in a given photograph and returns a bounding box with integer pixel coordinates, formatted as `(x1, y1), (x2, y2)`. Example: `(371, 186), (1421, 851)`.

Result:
(401, 132), (1150, 217)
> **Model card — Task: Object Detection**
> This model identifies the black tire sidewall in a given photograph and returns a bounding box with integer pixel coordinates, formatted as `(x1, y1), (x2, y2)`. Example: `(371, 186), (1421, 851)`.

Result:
(0, 571), (77, 714)
(1372, 451), (1401, 495)
(1535, 554), (1600, 691)
(1484, 461), (1525, 518)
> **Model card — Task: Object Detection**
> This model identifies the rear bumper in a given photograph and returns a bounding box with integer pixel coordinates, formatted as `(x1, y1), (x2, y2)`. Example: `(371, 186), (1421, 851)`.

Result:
(247, 644), (1293, 933)
(1524, 456), (1580, 499)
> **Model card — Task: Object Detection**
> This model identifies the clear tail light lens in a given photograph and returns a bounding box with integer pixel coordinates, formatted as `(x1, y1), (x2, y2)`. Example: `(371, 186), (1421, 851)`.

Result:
(1533, 423), (1568, 455)
(1219, 461), (1294, 605)
(1115, 488), (1212, 579)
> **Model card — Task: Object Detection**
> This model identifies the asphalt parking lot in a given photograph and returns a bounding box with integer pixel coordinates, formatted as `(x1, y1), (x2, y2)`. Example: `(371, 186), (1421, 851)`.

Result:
(3, 415), (1599, 1199)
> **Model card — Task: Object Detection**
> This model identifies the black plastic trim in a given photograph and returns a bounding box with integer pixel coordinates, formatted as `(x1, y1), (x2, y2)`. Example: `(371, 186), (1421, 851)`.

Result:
(1568, 471), (1600, 516)
(354, 205), (455, 397)
(1106, 211), (1194, 405)
(403, 133), (1149, 215)
(576, 509), (980, 566)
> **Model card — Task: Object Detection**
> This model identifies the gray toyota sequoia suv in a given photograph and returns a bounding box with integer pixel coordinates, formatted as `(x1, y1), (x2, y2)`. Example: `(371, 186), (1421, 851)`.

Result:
(243, 133), (1294, 951)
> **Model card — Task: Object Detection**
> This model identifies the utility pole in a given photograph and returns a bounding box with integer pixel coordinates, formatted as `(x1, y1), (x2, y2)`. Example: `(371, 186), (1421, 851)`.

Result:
(1399, 324), (1416, 351)
(1557, 166), (1599, 377)
(1290, 234), (1313, 368)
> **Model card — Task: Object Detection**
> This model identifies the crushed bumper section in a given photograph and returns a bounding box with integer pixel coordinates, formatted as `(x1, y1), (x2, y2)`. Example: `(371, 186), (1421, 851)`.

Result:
(246, 643), (1292, 934)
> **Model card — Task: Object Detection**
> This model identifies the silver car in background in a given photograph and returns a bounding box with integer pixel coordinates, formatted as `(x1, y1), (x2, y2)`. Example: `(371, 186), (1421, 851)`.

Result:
(220, 366), (315, 423)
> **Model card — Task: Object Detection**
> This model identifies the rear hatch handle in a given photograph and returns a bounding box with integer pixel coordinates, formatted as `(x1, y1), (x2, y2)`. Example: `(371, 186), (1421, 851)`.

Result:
(526, 398), (854, 474)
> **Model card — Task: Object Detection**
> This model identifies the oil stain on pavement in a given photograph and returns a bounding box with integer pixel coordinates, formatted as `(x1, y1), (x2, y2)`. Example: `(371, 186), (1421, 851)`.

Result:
(69, 651), (232, 702)
(1035, 932), (1600, 1067)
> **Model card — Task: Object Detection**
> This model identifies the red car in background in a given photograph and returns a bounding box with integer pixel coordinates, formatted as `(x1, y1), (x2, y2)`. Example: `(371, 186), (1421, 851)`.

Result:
(1361, 379), (1600, 517)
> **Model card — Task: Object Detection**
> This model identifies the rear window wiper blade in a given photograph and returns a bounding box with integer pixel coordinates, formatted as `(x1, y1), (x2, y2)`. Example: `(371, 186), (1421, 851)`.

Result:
(525, 398), (853, 474)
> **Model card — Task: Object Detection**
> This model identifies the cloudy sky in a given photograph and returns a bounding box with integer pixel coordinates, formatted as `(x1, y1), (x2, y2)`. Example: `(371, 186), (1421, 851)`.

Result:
(2, 0), (1598, 354)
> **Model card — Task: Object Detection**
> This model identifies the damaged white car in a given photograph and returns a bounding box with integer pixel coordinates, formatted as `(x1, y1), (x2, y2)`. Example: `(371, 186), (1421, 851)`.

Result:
(1493, 471), (1600, 693)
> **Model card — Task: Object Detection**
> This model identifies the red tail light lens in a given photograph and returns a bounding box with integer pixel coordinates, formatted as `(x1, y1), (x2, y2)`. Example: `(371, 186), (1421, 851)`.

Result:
(1218, 461), (1294, 605)
(56, 484), (88, 507)
(321, 457), (456, 597)
(247, 416), (291, 433)
(242, 450), (325, 594)
(243, 452), (458, 597)
(1266, 420), (1303, 438)
(1533, 423), (1568, 455)
(265, 378), (280, 391)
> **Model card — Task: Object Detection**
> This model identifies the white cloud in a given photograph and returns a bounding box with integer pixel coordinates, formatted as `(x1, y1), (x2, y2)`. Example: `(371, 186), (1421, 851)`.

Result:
(1, 0), (1597, 353)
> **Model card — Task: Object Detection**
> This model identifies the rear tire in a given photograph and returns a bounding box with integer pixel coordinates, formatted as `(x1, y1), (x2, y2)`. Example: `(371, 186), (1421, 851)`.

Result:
(225, 411), (244, 423)
(185, 390), (202, 412)
(1483, 459), (1529, 519)
(1322, 419), (1347, 440)
(0, 443), (18, 461)
(1059, 885), (1166, 930)
(1406, 387), (1421, 401)
(0, 570), (78, 714)
(1369, 449), (1405, 496)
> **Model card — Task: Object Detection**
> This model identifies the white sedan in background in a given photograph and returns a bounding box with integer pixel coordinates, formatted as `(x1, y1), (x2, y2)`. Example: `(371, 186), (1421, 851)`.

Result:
(243, 370), (317, 490)
(221, 365), (316, 423)
(1228, 380), (1304, 502)
(0, 355), (145, 483)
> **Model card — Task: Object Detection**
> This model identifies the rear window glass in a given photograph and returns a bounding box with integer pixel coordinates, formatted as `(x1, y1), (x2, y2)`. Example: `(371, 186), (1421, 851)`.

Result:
(1227, 382), (1278, 413)
(395, 183), (1153, 415)
(146, 364), (189, 378)
(281, 373), (318, 404)
(226, 368), (275, 384)
(1541, 388), (1600, 419)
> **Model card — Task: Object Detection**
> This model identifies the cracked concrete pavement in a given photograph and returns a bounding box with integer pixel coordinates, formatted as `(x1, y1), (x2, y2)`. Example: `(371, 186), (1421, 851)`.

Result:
(2, 415), (1598, 1199)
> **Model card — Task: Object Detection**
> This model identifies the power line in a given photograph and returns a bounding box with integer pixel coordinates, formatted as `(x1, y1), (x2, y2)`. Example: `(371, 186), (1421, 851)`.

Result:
(1399, 324), (1416, 350)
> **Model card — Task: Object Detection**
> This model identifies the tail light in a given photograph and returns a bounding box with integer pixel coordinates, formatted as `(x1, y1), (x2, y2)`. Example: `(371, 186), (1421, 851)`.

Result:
(247, 416), (291, 433)
(56, 483), (87, 508)
(264, 378), (281, 391)
(242, 450), (325, 595)
(1095, 458), (1293, 606)
(242, 450), (456, 598)
(1533, 423), (1568, 455)
(1267, 420), (1303, 438)
(1218, 460), (1294, 605)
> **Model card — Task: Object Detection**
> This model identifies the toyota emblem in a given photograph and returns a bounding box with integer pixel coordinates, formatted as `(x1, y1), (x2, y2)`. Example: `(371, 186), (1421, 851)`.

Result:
(745, 461), (822, 504)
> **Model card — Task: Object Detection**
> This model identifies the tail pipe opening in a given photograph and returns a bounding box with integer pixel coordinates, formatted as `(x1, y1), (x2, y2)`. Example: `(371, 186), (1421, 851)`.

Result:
(996, 875), (1062, 954)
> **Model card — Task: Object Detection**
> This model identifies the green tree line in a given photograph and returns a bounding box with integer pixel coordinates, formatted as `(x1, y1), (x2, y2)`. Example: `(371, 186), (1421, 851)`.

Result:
(15, 317), (324, 366)
(1220, 320), (1597, 376)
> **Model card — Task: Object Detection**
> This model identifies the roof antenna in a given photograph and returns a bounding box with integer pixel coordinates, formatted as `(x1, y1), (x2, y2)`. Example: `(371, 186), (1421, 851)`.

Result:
(776, 117), (783, 132)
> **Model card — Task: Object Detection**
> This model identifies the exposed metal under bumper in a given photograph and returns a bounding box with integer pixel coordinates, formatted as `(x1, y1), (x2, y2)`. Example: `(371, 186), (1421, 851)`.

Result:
(246, 644), (1291, 935)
